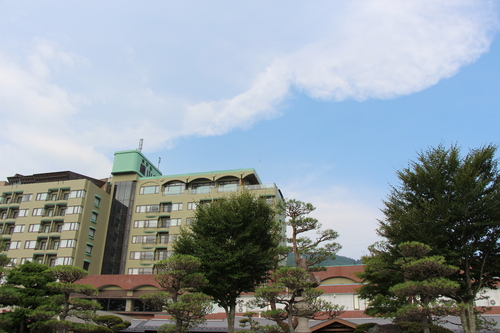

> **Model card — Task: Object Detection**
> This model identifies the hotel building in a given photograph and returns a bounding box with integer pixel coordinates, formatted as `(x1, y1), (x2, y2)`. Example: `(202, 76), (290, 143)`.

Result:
(0, 150), (284, 276)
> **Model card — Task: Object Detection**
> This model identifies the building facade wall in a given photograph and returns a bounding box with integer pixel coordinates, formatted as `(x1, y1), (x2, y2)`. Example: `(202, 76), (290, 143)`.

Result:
(0, 176), (110, 274)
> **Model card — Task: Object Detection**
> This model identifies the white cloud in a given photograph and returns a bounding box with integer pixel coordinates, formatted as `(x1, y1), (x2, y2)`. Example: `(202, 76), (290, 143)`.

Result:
(0, 0), (497, 180)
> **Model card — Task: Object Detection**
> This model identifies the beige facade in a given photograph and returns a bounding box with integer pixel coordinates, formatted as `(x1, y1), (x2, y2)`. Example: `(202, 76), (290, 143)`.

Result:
(0, 150), (284, 276)
(0, 172), (111, 275)
(103, 150), (285, 275)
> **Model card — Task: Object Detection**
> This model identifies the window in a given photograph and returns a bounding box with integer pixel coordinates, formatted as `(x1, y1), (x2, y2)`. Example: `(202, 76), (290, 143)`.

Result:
(49, 258), (56, 267)
(69, 190), (85, 199)
(12, 210), (18, 218)
(7, 258), (17, 266)
(42, 224), (51, 233)
(131, 235), (156, 244)
(88, 228), (95, 238)
(129, 251), (154, 260)
(94, 196), (101, 207)
(169, 234), (179, 243)
(65, 206), (82, 215)
(187, 202), (197, 210)
(140, 185), (159, 195)
(135, 205), (159, 213)
(28, 224), (41, 232)
(24, 241), (37, 249)
(170, 218), (181, 226)
(159, 218), (181, 228)
(46, 208), (54, 217)
(59, 208), (66, 216)
(157, 250), (169, 260)
(0, 211), (6, 219)
(56, 224), (63, 232)
(163, 182), (185, 195)
(36, 193), (48, 201)
(158, 234), (169, 244)
(128, 267), (153, 275)
(59, 239), (77, 248)
(85, 244), (93, 255)
(55, 257), (74, 265)
(63, 192), (70, 200)
(18, 209), (29, 217)
(62, 222), (79, 231)
(13, 225), (25, 233)
(39, 241), (47, 250)
(32, 208), (45, 216)
(9, 241), (21, 250)
(162, 203), (182, 212)
(4, 196), (11, 204)
(91, 212), (98, 222)
(51, 194), (58, 201)
(20, 258), (32, 264)
(133, 220), (157, 228)
(218, 180), (238, 192)
(83, 261), (90, 271)
(186, 217), (194, 225)
(22, 194), (33, 202)
(191, 182), (214, 193)
(53, 241), (60, 250)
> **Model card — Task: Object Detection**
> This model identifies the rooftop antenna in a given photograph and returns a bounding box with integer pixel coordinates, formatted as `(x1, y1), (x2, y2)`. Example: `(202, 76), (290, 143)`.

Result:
(137, 139), (143, 152)
(158, 157), (161, 169)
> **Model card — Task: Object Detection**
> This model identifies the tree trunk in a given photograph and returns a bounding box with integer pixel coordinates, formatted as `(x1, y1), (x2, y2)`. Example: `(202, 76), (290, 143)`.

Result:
(270, 298), (289, 332)
(459, 300), (477, 333)
(175, 319), (184, 333)
(422, 317), (430, 333)
(287, 313), (295, 333)
(225, 303), (236, 333)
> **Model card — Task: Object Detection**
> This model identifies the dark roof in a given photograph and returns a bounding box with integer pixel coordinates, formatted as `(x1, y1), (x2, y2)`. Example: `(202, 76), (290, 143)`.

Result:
(7, 171), (107, 188)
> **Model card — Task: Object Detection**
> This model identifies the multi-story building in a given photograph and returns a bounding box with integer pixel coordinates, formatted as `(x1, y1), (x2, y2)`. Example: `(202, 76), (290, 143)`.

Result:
(102, 150), (284, 275)
(0, 149), (285, 276)
(0, 172), (110, 274)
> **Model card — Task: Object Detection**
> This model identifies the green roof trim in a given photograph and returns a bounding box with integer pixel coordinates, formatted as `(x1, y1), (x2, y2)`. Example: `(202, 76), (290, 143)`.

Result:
(111, 150), (162, 177)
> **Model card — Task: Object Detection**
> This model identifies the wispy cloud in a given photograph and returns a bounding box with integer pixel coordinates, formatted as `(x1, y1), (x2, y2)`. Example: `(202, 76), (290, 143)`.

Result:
(0, 0), (497, 178)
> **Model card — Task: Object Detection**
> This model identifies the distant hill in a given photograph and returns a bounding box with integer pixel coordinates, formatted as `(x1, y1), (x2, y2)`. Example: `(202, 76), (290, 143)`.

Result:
(285, 253), (363, 267)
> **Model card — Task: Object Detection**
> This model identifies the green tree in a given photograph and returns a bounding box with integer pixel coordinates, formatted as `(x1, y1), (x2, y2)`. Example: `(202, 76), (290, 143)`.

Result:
(174, 190), (280, 333)
(252, 267), (345, 333)
(43, 265), (101, 333)
(389, 242), (459, 333)
(94, 315), (131, 332)
(0, 262), (58, 333)
(254, 199), (342, 333)
(283, 199), (341, 269)
(140, 255), (212, 333)
(371, 144), (500, 333)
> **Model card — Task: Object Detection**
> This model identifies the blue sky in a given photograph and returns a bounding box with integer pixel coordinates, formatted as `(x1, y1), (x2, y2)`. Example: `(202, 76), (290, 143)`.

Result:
(1, 1), (499, 259)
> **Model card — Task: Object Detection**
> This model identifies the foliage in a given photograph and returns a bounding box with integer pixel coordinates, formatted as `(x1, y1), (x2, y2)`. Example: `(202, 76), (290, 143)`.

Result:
(282, 199), (341, 269)
(94, 315), (131, 332)
(140, 255), (212, 333)
(0, 262), (59, 333)
(353, 323), (377, 333)
(365, 144), (500, 333)
(252, 267), (345, 333)
(255, 199), (342, 333)
(388, 242), (459, 333)
(154, 255), (207, 302)
(174, 190), (280, 333)
(238, 312), (283, 333)
(45, 265), (101, 333)
(397, 321), (453, 333)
